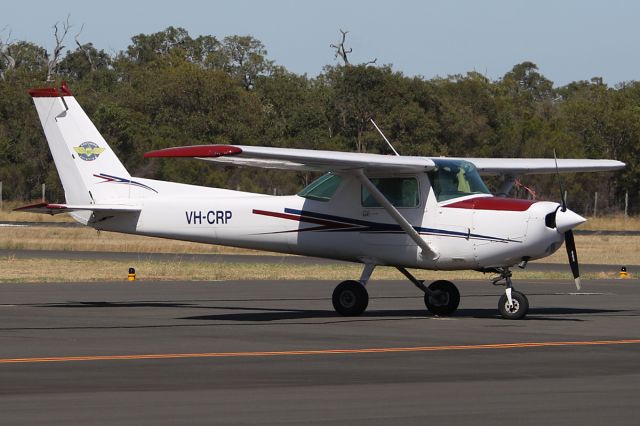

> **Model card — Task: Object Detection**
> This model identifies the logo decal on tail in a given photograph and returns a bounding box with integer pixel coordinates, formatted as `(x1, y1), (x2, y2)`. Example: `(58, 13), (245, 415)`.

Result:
(74, 141), (105, 161)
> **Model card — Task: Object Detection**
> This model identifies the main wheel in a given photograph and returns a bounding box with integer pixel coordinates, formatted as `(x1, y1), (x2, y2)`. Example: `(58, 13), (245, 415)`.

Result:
(332, 280), (369, 316)
(424, 280), (460, 316)
(498, 290), (529, 320)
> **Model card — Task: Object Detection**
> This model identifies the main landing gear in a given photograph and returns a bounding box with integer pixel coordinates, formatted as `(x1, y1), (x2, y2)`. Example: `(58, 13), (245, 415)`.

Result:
(331, 264), (461, 317)
(331, 264), (529, 320)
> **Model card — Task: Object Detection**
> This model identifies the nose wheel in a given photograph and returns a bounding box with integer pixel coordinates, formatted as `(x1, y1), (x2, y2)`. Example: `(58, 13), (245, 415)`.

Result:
(498, 290), (529, 320)
(492, 267), (529, 320)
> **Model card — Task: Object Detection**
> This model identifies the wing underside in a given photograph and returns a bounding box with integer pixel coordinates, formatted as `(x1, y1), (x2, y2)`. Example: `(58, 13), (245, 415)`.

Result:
(144, 144), (625, 175)
(144, 145), (436, 173)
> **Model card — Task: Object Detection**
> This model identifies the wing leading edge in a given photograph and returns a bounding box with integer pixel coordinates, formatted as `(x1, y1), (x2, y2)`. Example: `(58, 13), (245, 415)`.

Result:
(458, 158), (625, 175)
(144, 145), (436, 173)
(144, 144), (625, 175)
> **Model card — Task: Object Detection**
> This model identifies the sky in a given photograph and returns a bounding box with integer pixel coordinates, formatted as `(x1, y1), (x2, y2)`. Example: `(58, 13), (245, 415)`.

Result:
(2, 0), (640, 86)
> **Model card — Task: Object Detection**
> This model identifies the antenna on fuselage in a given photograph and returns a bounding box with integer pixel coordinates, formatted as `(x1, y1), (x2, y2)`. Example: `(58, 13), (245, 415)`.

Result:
(370, 119), (400, 156)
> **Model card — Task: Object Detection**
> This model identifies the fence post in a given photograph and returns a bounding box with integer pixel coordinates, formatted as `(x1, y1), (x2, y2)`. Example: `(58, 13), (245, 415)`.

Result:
(624, 191), (629, 217)
(593, 192), (598, 218)
(42, 183), (45, 202)
(0, 181), (2, 211)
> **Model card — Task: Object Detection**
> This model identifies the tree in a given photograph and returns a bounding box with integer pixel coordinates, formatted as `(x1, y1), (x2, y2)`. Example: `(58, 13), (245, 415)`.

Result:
(329, 29), (376, 67)
(221, 35), (273, 89)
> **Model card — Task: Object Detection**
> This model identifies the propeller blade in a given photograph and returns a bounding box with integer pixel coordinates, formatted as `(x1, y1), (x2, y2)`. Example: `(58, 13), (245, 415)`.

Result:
(553, 149), (567, 211)
(565, 230), (581, 290)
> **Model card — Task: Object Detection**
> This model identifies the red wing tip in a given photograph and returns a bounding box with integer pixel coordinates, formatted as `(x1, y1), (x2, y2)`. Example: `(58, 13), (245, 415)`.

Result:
(28, 81), (73, 98)
(144, 145), (243, 158)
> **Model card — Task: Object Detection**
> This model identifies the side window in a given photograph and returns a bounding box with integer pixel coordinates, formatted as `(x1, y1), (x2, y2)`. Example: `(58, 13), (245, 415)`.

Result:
(361, 177), (419, 208)
(298, 173), (342, 201)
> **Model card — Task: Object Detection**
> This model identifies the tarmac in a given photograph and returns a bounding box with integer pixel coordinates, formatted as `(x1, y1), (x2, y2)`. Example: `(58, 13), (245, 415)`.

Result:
(1, 278), (639, 425)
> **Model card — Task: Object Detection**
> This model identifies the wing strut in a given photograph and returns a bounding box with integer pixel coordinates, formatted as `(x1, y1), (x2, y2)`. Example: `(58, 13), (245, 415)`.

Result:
(355, 170), (439, 260)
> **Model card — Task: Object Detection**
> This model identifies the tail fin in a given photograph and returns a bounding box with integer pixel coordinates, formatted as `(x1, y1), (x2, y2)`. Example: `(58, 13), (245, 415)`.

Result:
(29, 83), (132, 205)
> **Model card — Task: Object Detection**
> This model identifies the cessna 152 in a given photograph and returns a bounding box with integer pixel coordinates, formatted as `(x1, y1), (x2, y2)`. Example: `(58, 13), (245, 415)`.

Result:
(18, 83), (625, 319)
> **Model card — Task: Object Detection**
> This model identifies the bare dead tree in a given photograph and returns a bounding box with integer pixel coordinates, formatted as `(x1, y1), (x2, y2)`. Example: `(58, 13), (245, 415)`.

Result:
(330, 29), (352, 65)
(362, 57), (377, 66)
(330, 29), (377, 67)
(0, 27), (16, 81)
(46, 16), (72, 81)
(74, 23), (96, 72)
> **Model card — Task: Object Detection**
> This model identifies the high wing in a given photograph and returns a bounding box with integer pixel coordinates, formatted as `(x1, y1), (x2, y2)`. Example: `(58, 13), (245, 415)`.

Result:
(144, 145), (436, 173)
(14, 202), (141, 215)
(454, 158), (626, 175)
(144, 144), (625, 175)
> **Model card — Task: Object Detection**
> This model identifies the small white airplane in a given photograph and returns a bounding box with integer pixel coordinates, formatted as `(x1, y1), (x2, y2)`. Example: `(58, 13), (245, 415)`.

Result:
(17, 83), (625, 319)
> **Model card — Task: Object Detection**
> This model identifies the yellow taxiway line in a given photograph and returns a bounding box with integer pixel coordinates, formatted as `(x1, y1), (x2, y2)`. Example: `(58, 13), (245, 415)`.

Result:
(1, 339), (639, 364)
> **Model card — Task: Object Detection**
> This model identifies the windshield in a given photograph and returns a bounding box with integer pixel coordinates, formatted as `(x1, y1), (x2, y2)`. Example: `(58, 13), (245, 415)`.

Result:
(298, 173), (342, 201)
(427, 159), (490, 202)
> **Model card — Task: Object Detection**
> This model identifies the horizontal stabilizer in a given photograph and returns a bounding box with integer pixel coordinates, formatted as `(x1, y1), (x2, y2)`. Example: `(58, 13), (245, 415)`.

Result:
(14, 202), (141, 215)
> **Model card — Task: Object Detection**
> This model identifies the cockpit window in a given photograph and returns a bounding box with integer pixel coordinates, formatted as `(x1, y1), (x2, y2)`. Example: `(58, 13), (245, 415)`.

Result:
(361, 177), (420, 208)
(298, 173), (342, 201)
(427, 159), (490, 202)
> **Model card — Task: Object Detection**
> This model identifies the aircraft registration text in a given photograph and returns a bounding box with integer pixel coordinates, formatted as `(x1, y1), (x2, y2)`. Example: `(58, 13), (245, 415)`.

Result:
(185, 210), (232, 225)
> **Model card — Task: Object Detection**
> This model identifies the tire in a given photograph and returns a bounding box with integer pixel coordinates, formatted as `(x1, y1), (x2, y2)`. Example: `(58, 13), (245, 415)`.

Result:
(332, 280), (369, 316)
(424, 280), (460, 316)
(498, 290), (529, 320)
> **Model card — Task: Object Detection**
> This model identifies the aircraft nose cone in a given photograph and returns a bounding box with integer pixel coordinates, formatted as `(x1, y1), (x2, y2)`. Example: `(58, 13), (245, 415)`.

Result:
(555, 208), (586, 233)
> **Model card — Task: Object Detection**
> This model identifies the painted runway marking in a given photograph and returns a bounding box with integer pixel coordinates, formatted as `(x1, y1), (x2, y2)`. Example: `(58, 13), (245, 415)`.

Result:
(1, 339), (640, 364)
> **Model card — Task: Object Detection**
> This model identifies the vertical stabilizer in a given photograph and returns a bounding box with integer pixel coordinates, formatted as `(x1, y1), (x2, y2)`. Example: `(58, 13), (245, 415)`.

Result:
(29, 83), (132, 205)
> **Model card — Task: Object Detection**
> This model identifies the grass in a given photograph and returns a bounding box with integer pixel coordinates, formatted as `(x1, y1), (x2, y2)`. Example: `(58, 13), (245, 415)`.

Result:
(0, 256), (626, 283)
(0, 203), (638, 283)
(580, 214), (640, 231)
(1, 225), (638, 265)
(0, 226), (267, 255)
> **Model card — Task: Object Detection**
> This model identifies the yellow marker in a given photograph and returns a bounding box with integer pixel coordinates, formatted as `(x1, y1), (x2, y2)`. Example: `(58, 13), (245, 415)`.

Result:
(128, 267), (136, 281)
(619, 266), (628, 279)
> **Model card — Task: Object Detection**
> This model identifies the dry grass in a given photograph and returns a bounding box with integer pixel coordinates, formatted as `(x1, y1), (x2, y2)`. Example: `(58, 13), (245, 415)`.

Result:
(537, 234), (640, 266)
(580, 214), (640, 231)
(1, 256), (622, 283)
(0, 226), (267, 255)
(1, 226), (638, 265)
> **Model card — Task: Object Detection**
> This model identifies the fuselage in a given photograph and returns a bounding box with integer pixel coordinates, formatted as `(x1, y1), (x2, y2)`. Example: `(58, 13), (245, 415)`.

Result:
(86, 170), (571, 271)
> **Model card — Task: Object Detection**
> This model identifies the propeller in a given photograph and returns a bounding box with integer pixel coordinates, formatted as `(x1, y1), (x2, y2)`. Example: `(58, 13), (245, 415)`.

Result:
(553, 150), (582, 290)
(565, 229), (581, 290)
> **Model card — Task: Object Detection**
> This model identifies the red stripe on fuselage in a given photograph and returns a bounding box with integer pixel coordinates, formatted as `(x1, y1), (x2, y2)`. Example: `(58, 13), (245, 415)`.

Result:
(443, 197), (536, 212)
(252, 209), (354, 228)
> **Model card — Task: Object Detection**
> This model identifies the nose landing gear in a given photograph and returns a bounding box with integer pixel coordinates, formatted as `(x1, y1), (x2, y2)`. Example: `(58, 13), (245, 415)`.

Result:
(492, 267), (529, 320)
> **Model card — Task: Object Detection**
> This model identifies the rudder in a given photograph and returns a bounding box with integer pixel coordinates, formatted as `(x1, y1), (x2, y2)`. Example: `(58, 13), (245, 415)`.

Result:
(29, 82), (132, 205)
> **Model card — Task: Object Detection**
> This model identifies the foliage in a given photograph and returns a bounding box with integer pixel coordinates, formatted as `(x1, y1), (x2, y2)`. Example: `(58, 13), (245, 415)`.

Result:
(0, 27), (636, 213)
